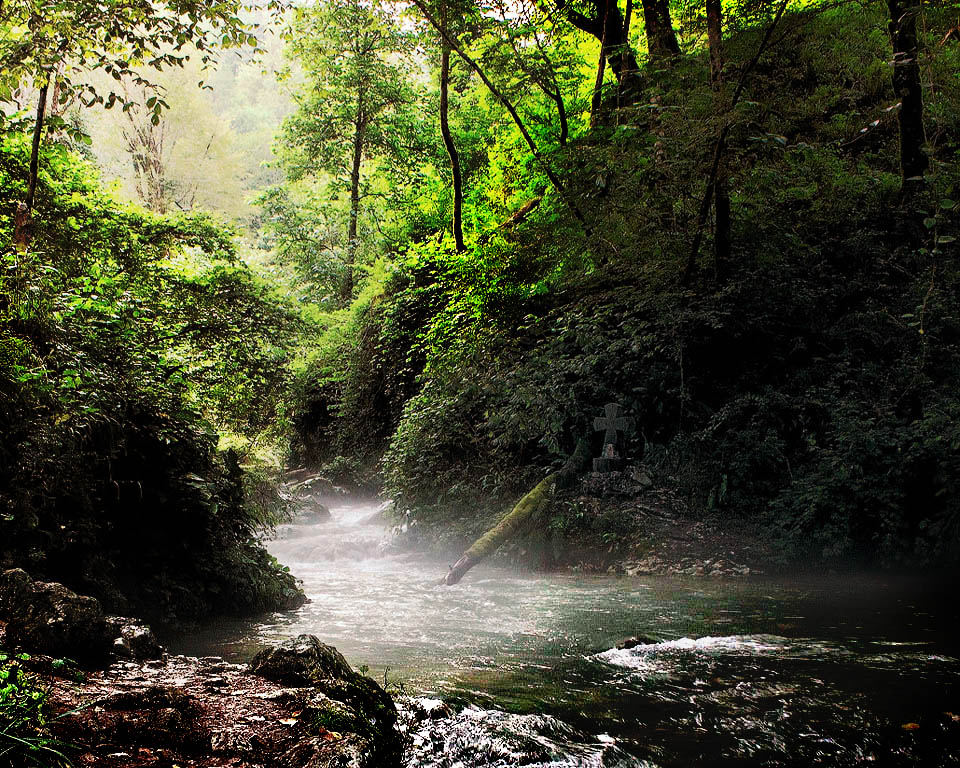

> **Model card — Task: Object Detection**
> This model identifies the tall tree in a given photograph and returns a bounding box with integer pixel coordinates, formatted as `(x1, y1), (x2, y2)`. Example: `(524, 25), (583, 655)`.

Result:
(887, 0), (928, 194)
(439, 2), (466, 252)
(557, 0), (644, 104)
(280, 0), (420, 302)
(639, 0), (681, 59)
(1, 0), (276, 249)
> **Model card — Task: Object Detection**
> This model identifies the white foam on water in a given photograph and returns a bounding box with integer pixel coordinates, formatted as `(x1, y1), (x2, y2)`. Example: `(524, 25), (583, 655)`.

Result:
(404, 704), (655, 768)
(595, 635), (787, 670)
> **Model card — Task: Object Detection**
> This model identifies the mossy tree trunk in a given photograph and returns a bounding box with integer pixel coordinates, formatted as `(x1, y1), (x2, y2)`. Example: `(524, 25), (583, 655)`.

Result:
(443, 474), (558, 586)
(443, 440), (591, 586)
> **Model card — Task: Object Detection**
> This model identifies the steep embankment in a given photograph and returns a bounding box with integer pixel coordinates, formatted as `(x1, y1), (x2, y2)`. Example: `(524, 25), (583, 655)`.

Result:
(291, 7), (960, 571)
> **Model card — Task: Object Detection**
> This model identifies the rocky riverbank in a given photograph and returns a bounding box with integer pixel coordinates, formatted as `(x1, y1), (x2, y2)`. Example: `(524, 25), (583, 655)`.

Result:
(0, 569), (403, 768)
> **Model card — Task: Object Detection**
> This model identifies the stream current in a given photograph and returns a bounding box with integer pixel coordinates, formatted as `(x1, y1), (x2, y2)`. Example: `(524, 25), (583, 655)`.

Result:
(174, 500), (960, 767)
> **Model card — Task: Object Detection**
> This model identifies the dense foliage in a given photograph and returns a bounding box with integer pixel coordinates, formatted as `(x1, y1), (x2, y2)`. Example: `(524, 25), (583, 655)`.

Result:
(287, 2), (960, 568)
(0, 137), (303, 621)
(3, 0), (958, 603)
(0, 652), (69, 767)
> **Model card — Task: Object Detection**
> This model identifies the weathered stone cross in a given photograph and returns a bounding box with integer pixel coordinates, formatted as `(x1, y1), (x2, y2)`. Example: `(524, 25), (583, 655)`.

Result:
(593, 403), (634, 472)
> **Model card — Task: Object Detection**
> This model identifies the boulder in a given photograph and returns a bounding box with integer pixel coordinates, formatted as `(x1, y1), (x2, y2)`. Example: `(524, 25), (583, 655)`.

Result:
(3, 574), (114, 662)
(250, 635), (401, 765)
(358, 500), (395, 527)
(282, 733), (367, 768)
(0, 568), (33, 618)
(249, 634), (354, 687)
(297, 501), (332, 524)
(106, 616), (164, 660)
(616, 634), (661, 650)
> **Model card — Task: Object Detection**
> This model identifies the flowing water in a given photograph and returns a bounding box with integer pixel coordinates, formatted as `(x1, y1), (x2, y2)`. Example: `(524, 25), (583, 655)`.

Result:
(172, 500), (960, 767)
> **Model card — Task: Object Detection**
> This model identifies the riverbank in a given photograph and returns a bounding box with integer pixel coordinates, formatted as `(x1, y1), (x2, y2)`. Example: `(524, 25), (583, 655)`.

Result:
(0, 627), (403, 768)
(383, 462), (781, 584)
(0, 568), (402, 768)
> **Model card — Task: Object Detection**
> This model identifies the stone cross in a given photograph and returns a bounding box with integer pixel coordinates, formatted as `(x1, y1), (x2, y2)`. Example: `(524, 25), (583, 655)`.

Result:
(593, 403), (634, 472)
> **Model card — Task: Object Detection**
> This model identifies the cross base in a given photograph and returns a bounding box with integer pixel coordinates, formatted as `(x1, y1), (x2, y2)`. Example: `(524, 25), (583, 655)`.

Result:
(592, 457), (625, 473)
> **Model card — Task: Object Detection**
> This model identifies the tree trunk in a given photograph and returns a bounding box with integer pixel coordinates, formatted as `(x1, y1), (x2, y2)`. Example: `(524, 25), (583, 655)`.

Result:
(442, 440), (590, 586)
(706, 0), (724, 84)
(13, 76), (49, 251)
(555, 90), (569, 145)
(559, 0), (644, 105)
(617, 0), (635, 109)
(439, 11), (465, 252)
(443, 474), (557, 585)
(590, 0), (612, 126)
(714, 174), (730, 281)
(640, 0), (680, 60)
(888, 0), (928, 194)
(345, 90), (365, 303)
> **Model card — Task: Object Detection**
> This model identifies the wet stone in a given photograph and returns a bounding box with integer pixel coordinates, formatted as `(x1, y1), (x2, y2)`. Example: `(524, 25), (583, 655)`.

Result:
(250, 635), (354, 687)
(3, 574), (114, 662)
(616, 635), (661, 650)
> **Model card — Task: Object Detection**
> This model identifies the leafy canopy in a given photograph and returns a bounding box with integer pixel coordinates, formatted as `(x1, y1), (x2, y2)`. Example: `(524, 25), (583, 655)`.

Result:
(0, 0), (284, 124)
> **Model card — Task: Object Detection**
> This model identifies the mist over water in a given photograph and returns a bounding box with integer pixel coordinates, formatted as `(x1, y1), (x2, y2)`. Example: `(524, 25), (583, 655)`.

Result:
(172, 500), (960, 767)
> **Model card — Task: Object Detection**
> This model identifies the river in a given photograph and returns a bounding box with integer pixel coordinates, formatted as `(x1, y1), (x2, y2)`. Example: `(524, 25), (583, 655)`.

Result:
(172, 499), (960, 767)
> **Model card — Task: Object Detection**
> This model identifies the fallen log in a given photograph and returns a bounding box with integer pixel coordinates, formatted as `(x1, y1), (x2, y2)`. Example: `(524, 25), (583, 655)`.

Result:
(443, 474), (557, 586)
(442, 440), (591, 586)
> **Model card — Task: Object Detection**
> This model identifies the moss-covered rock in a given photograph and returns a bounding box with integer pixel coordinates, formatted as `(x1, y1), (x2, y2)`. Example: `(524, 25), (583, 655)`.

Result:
(250, 634), (402, 765)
